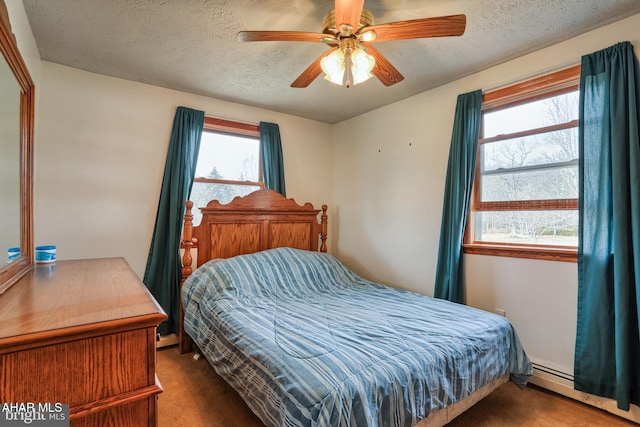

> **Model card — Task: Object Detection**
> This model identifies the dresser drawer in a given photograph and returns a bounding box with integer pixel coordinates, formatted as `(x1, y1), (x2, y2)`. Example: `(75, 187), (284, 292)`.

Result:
(2, 329), (149, 404)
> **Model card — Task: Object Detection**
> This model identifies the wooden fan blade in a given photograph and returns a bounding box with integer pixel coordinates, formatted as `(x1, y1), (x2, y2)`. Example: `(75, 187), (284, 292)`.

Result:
(334, 0), (365, 32)
(238, 31), (332, 43)
(364, 14), (466, 42)
(362, 42), (404, 86)
(291, 47), (338, 88)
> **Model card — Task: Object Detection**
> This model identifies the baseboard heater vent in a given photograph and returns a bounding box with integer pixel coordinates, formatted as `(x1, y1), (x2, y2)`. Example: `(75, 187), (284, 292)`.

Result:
(531, 362), (574, 383)
(530, 361), (640, 424)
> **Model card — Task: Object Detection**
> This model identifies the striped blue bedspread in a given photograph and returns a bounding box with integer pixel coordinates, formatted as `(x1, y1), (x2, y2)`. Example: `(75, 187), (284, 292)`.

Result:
(182, 247), (532, 427)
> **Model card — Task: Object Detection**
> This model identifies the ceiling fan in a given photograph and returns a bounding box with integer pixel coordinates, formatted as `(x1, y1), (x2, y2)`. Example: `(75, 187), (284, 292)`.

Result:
(237, 0), (466, 88)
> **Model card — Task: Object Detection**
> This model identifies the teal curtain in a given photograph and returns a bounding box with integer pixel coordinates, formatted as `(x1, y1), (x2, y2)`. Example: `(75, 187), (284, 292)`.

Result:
(143, 106), (204, 336)
(575, 41), (640, 411)
(260, 121), (286, 196)
(434, 90), (483, 304)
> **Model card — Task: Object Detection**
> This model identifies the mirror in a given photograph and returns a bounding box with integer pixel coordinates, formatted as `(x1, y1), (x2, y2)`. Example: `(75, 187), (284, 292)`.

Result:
(0, 54), (21, 269)
(0, 0), (35, 294)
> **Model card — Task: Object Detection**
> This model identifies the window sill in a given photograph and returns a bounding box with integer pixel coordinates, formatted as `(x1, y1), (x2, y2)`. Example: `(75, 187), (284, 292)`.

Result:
(463, 243), (577, 262)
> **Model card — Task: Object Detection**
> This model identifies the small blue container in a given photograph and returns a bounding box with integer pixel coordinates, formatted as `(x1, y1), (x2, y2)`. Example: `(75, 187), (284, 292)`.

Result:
(7, 247), (20, 263)
(35, 245), (57, 263)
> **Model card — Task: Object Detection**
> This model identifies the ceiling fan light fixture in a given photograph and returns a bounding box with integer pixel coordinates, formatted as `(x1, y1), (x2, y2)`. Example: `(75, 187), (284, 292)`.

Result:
(320, 46), (374, 87)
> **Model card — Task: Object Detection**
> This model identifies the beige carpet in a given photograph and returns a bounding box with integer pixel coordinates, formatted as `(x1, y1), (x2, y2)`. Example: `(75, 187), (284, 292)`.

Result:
(157, 346), (636, 427)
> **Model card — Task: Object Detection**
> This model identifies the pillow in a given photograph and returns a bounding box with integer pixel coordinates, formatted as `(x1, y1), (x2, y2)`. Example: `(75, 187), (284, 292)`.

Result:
(187, 247), (368, 300)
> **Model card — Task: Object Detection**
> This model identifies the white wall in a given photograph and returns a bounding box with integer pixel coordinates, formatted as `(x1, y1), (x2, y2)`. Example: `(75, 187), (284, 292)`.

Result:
(34, 62), (333, 278)
(332, 13), (640, 382)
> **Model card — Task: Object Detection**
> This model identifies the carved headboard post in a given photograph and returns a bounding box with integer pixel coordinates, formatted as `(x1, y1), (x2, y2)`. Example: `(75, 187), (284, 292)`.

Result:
(320, 205), (328, 253)
(179, 200), (194, 354)
(181, 201), (194, 281)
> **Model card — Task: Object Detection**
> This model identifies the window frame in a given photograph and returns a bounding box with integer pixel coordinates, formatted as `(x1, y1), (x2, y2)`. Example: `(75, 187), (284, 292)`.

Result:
(193, 116), (264, 190)
(463, 65), (581, 262)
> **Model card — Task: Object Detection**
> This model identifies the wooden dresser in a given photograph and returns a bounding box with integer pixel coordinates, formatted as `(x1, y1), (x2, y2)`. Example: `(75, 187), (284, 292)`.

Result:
(0, 258), (167, 426)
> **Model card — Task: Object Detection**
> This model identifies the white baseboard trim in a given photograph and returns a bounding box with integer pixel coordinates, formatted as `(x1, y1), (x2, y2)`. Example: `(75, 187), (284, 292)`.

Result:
(157, 333), (178, 349)
(530, 365), (640, 424)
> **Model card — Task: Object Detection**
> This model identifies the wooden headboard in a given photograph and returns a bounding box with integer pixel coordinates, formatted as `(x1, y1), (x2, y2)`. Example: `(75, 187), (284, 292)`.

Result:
(178, 189), (328, 352)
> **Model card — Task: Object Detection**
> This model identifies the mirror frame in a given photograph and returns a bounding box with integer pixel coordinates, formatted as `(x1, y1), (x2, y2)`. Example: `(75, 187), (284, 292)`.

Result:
(0, 0), (34, 295)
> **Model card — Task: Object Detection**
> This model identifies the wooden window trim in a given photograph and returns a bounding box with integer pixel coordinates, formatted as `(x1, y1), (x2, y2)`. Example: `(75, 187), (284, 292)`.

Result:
(193, 177), (263, 188)
(464, 65), (580, 262)
(480, 120), (578, 145)
(482, 65), (581, 108)
(463, 242), (577, 262)
(203, 116), (259, 136)
(477, 198), (578, 211)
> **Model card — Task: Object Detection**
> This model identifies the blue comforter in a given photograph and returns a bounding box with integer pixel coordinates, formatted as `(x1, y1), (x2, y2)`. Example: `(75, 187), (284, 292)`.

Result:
(182, 247), (531, 427)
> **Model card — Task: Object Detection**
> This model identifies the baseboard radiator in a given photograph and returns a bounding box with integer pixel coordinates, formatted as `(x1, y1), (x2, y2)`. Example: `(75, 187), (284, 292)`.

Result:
(529, 360), (640, 424)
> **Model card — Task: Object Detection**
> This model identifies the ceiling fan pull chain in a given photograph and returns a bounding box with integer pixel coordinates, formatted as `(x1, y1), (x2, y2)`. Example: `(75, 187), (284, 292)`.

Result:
(343, 52), (354, 88)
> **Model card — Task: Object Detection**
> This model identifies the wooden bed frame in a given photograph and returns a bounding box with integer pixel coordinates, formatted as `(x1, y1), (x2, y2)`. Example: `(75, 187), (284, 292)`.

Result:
(179, 189), (328, 353)
(177, 189), (510, 426)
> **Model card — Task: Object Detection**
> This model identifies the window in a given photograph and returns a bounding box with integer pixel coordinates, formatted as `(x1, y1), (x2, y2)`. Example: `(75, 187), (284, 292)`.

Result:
(464, 66), (581, 262)
(189, 117), (263, 225)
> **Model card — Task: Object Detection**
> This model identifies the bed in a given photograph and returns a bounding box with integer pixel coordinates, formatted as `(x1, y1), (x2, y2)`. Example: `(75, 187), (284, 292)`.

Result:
(179, 189), (532, 427)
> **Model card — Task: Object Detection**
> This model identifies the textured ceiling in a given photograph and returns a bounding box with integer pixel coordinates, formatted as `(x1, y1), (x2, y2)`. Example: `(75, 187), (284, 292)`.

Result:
(21, 0), (640, 123)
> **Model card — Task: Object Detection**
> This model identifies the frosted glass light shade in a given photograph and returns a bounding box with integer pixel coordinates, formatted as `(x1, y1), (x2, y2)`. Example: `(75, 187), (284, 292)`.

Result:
(320, 47), (375, 86)
(351, 48), (375, 84)
(320, 50), (346, 85)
